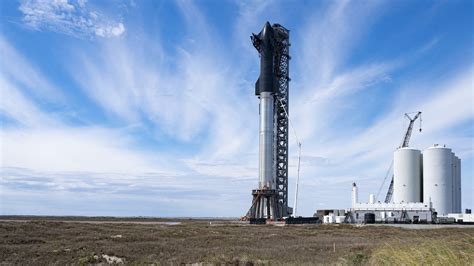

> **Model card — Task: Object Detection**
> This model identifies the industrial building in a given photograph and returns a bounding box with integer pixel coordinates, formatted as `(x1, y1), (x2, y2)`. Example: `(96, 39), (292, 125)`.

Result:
(349, 144), (463, 223)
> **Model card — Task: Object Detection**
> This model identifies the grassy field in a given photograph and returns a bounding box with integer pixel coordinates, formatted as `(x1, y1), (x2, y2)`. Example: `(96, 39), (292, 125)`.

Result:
(0, 217), (473, 265)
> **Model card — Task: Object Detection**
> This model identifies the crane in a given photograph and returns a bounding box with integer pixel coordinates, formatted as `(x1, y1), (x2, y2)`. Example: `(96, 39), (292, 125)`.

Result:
(377, 112), (422, 203)
(400, 112), (422, 148)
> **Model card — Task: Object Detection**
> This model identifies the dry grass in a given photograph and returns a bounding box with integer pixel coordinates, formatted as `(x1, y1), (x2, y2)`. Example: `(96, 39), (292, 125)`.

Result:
(0, 218), (473, 265)
(369, 236), (474, 265)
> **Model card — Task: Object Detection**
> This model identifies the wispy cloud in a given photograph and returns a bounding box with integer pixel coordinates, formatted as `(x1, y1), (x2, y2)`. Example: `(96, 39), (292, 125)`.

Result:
(233, 0), (276, 51)
(0, 127), (175, 173)
(0, 75), (58, 127)
(0, 37), (191, 213)
(0, 36), (64, 103)
(295, 1), (383, 83)
(19, 0), (125, 38)
(293, 67), (473, 210)
(288, 1), (392, 143)
(0, 167), (250, 216)
(0, 29), (254, 216)
(70, 0), (257, 152)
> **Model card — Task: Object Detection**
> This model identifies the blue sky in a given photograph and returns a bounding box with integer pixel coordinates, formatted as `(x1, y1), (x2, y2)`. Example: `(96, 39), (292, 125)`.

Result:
(0, 0), (472, 217)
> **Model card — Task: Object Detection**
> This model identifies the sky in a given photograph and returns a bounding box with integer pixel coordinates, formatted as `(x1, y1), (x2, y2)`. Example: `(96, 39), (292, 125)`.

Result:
(0, 0), (473, 217)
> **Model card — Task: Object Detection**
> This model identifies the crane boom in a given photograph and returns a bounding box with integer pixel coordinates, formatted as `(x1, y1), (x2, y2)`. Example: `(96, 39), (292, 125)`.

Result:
(384, 111), (422, 203)
(401, 112), (422, 148)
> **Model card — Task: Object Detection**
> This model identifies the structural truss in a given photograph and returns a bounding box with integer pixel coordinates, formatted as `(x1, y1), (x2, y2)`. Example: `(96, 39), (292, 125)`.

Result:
(272, 24), (290, 218)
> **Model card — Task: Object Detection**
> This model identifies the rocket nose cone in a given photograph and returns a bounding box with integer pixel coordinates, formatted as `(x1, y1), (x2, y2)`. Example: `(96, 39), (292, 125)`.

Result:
(261, 21), (273, 39)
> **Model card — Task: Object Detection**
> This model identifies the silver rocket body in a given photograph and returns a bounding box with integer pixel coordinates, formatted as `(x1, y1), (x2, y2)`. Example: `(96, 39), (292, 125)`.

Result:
(254, 22), (276, 190)
(259, 91), (274, 189)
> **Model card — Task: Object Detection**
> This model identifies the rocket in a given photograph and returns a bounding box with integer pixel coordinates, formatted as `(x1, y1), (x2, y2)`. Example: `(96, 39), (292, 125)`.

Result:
(247, 21), (289, 219)
(252, 22), (277, 190)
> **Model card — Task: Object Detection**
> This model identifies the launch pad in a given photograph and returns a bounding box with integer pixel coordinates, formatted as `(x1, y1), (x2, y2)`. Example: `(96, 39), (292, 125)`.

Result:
(248, 189), (278, 219)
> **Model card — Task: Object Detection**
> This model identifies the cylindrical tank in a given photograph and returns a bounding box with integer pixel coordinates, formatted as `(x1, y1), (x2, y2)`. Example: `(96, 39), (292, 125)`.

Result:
(352, 183), (358, 208)
(393, 148), (422, 203)
(423, 146), (453, 215)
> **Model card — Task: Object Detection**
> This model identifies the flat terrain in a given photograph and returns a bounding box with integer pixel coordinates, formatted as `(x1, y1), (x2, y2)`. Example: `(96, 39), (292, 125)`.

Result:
(0, 217), (473, 265)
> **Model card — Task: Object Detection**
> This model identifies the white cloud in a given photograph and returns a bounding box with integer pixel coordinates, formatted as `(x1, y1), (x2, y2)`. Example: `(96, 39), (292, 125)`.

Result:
(292, 68), (474, 212)
(77, 0), (87, 8)
(0, 36), (64, 103)
(19, 0), (125, 38)
(0, 127), (172, 174)
(0, 27), (255, 216)
(0, 36), (187, 207)
(70, 2), (257, 152)
(0, 75), (58, 128)
(233, 0), (276, 50)
(296, 1), (382, 83)
(95, 22), (125, 37)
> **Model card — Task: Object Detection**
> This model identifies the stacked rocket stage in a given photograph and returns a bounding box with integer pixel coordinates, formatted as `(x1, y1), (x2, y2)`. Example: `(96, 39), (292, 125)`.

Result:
(247, 22), (290, 220)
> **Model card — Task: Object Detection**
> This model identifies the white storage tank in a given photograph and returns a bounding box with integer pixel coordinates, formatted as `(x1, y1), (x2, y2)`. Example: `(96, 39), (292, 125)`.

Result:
(393, 148), (422, 203)
(352, 183), (358, 208)
(369, 194), (375, 204)
(423, 146), (453, 215)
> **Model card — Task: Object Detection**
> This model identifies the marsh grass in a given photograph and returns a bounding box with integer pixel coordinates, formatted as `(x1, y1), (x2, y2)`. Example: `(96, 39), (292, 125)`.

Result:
(369, 236), (474, 265)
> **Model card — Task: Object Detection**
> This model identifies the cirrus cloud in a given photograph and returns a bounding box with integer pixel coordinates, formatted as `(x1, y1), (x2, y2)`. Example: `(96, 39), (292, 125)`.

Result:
(19, 0), (125, 38)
